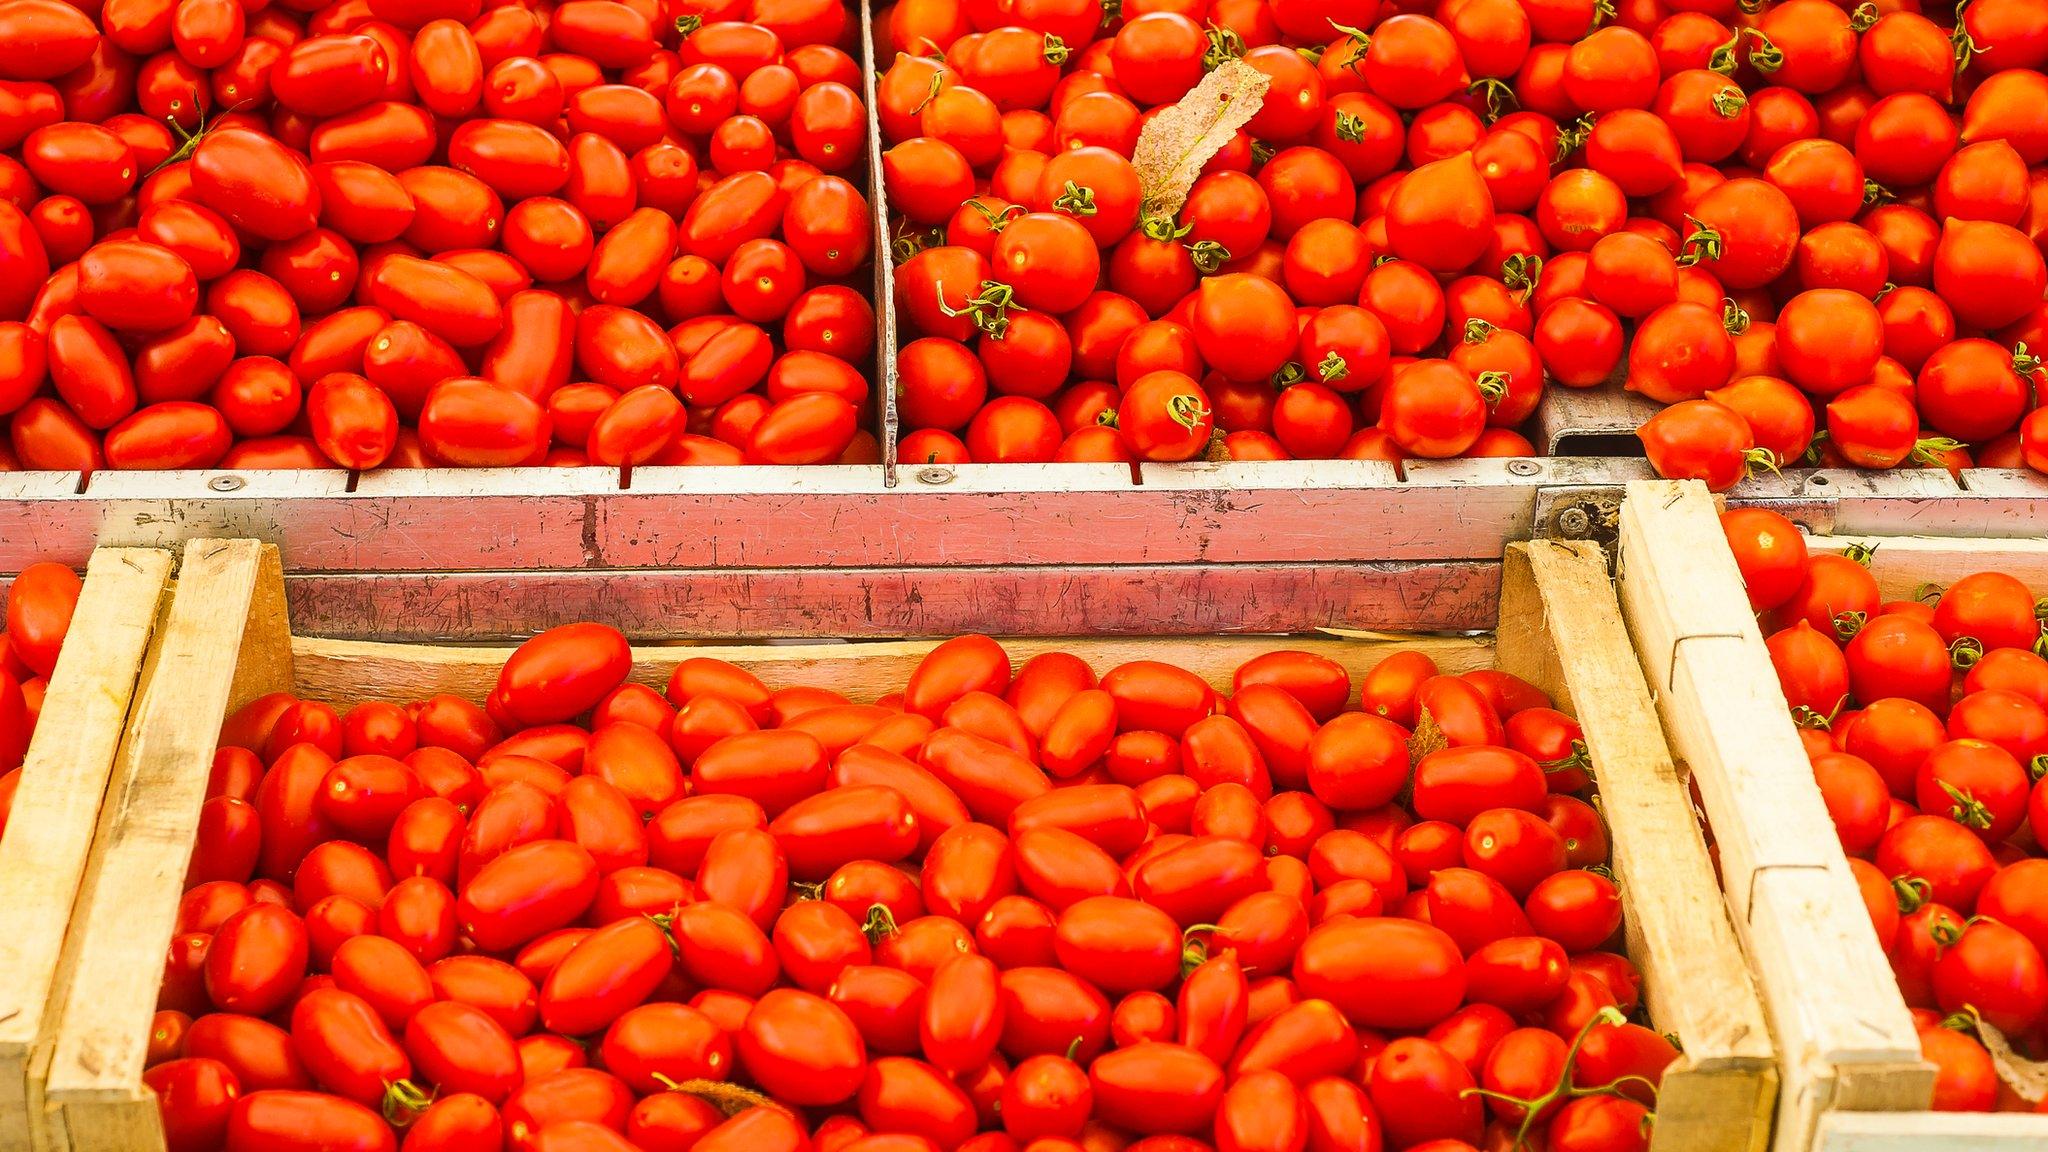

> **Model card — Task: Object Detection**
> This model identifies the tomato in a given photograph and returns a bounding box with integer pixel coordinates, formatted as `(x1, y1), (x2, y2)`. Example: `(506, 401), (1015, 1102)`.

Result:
(501, 1068), (634, 1142)
(147, 1057), (242, 1152)
(540, 917), (676, 1036)
(404, 1094), (505, 1152)
(1113, 370), (1212, 462)
(1187, 274), (1296, 384)
(227, 1091), (395, 1152)
(306, 374), (397, 469)
(1296, 917), (1464, 1029)
(1525, 869), (1623, 953)
(1916, 739), (2028, 843)
(429, 956), (539, 1039)
(1087, 1042), (1224, 1135)
(1639, 399), (1772, 491)
(187, 129), (320, 243)
(204, 903), (308, 1017)
(1719, 508), (1810, 614)
(291, 987), (422, 1113)
(458, 840), (601, 952)
(1379, 359), (1486, 458)
(738, 988), (867, 1105)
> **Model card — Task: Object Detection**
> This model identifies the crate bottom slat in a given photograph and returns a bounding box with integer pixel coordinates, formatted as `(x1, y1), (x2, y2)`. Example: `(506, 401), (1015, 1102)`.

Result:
(290, 632), (1500, 710)
(1812, 1110), (2048, 1152)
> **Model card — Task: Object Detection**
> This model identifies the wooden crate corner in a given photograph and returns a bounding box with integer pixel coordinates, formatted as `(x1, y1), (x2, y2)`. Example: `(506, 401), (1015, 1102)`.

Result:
(34, 541), (291, 1152)
(0, 548), (174, 1152)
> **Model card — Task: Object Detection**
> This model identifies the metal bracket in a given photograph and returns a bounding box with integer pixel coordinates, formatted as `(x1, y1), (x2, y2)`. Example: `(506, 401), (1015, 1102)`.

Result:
(1534, 485), (1626, 560)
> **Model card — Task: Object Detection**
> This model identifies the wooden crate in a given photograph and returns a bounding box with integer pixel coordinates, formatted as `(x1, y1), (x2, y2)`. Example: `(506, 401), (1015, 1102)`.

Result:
(35, 536), (1778, 1152)
(1616, 479), (2048, 1151)
(0, 548), (174, 1152)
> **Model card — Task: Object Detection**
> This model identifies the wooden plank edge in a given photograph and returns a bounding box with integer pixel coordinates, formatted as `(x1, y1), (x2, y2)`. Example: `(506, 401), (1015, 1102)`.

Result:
(39, 542), (291, 1152)
(1653, 1062), (1780, 1152)
(1802, 535), (2048, 605)
(0, 549), (173, 1152)
(1615, 482), (1841, 885)
(1811, 1109), (2048, 1152)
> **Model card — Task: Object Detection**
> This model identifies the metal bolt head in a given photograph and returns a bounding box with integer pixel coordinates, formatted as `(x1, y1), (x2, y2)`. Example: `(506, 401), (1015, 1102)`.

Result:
(915, 466), (954, 485)
(208, 475), (245, 492)
(1557, 506), (1593, 538)
(1507, 458), (1540, 477)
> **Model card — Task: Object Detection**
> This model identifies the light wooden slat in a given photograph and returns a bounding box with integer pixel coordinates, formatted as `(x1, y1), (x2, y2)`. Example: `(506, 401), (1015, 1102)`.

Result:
(39, 542), (292, 1152)
(857, 0), (899, 475)
(1617, 482), (1842, 889)
(1804, 535), (2048, 603)
(0, 550), (172, 1152)
(1497, 540), (1776, 1152)
(1617, 480), (1931, 1152)
(290, 633), (1498, 710)
(1813, 1111), (2048, 1152)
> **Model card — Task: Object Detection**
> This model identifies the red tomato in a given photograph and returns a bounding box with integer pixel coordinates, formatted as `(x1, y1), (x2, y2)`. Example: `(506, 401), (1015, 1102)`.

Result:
(739, 988), (868, 1105)
(226, 1091), (395, 1152)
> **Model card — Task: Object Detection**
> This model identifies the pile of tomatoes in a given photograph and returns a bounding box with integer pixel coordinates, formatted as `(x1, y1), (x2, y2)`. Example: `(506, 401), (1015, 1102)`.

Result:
(0, 0), (878, 472)
(0, 559), (79, 781)
(1725, 507), (2048, 1112)
(875, 0), (2048, 470)
(128, 625), (1682, 1152)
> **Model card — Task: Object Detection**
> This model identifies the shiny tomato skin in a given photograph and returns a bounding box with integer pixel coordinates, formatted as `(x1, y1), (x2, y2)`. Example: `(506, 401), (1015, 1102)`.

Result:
(447, 119), (571, 199)
(191, 129), (320, 242)
(540, 917), (676, 1037)
(769, 785), (921, 881)
(1088, 1042), (1225, 1135)
(415, 378), (549, 467)
(921, 953), (1003, 1075)
(102, 397), (232, 463)
(204, 903), (309, 1017)
(1411, 746), (1548, 824)
(457, 839), (601, 953)
(226, 1091), (395, 1152)
(401, 1000), (520, 1106)
(146, 1056), (242, 1152)
(1295, 916), (1466, 1029)
(739, 988), (868, 1106)
(601, 1001), (732, 1097)
(46, 313), (137, 430)
(5, 560), (79, 677)
(290, 987), (413, 1108)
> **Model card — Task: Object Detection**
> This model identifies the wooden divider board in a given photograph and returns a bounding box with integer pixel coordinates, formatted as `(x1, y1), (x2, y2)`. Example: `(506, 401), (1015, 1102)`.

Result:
(1801, 534), (2048, 604)
(1495, 541), (1776, 1152)
(0, 550), (172, 1152)
(1616, 480), (1931, 1152)
(49, 536), (1776, 1152)
(1813, 1110), (2048, 1151)
(35, 541), (291, 1152)
(292, 632), (1496, 709)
